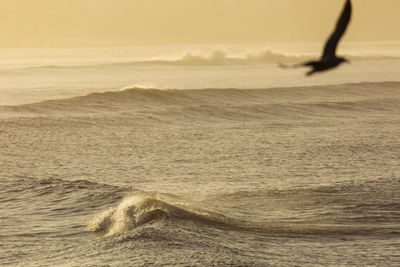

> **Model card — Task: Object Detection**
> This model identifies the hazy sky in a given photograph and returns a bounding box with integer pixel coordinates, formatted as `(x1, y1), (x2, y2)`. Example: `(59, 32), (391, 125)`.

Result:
(0, 0), (399, 47)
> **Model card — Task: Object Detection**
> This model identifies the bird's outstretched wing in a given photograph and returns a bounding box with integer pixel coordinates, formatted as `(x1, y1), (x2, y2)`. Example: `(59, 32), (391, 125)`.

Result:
(321, 0), (352, 62)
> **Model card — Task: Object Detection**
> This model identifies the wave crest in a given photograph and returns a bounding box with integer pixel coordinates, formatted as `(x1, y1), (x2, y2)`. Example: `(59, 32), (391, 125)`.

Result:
(87, 193), (385, 237)
(88, 195), (207, 236)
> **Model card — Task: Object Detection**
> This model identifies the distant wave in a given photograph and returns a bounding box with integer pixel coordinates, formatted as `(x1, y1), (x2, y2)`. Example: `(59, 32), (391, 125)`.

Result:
(22, 49), (304, 69)
(2, 81), (400, 120)
(23, 49), (400, 70)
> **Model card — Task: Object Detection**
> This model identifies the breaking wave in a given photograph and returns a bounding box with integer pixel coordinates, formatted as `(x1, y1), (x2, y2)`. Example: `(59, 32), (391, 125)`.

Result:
(24, 48), (400, 69)
(88, 193), (395, 237)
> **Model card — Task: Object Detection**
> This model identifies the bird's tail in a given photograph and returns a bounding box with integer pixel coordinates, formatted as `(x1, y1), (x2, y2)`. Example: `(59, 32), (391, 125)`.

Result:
(278, 63), (303, 69)
(306, 70), (317, 76)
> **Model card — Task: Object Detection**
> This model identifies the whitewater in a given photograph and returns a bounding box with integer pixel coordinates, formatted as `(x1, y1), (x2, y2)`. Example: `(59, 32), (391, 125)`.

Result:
(1, 44), (400, 266)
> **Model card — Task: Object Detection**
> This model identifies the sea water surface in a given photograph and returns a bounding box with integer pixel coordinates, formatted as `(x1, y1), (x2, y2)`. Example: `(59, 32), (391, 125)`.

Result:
(1, 43), (400, 266)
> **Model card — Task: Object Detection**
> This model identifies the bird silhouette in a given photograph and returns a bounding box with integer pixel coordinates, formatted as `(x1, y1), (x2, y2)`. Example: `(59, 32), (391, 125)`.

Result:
(280, 0), (352, 76)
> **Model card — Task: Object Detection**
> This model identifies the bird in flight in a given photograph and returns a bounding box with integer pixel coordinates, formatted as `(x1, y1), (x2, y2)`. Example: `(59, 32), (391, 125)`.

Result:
(280, 0), (352, 76)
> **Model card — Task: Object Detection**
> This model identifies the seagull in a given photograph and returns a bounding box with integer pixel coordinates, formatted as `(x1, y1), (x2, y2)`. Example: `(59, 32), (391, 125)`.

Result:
(281, 0), (352, 76)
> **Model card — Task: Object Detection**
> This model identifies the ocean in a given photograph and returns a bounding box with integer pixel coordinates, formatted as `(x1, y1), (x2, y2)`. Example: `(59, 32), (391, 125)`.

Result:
(1, 43), (400, 266)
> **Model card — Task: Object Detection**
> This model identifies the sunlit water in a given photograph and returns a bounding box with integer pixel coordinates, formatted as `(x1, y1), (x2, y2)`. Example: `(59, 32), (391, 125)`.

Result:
(1, 43), (400, 266)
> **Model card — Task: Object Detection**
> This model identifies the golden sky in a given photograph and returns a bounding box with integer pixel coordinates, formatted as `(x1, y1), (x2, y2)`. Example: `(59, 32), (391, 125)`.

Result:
(0, 0), (399, 47)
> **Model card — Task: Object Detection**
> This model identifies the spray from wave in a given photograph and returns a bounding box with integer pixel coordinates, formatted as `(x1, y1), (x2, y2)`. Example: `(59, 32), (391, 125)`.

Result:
(167, 49), (304, 66)
(166, 48), (399, 66)
(20, 48), (399, 70)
